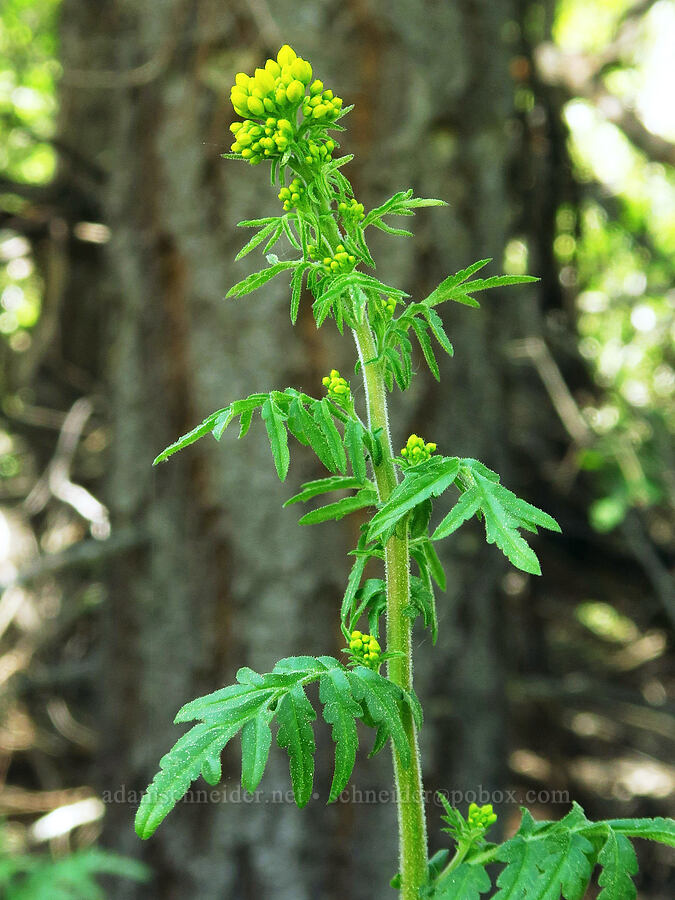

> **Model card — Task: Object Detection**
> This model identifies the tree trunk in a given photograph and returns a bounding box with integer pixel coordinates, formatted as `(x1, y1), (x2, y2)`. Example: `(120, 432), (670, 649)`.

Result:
(55, 1), (550, 897)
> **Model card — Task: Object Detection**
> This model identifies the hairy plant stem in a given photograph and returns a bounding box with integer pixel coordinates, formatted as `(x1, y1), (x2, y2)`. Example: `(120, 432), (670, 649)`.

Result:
(309, 187), (428, 896)
(352, 317), (428, 898)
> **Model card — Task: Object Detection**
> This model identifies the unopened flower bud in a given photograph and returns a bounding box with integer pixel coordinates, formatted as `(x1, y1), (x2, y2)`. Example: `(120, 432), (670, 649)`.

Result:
(277, 44), (297, 67)
(286, 79), (305, 104)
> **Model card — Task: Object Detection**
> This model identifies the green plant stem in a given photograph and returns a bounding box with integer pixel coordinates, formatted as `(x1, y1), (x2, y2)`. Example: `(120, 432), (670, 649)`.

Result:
(306, 184), (428, 896)
(437, 840), (473, 881)
(352, 315), (428, 898)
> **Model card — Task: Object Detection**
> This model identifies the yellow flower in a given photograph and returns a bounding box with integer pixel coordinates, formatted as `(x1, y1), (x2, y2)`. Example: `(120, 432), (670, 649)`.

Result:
(278, 177), (305, 211)
(347, 631), (382, 670)
(338, 198), (365, 224)
(320, 245), (356, 276)
(229, 46), (345, 169)
(400, 434), (437, 465)
(322, 369), (351, 401)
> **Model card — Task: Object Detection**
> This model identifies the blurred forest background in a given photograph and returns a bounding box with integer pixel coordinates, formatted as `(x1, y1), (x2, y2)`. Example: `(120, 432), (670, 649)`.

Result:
(0, 0), (673, 897)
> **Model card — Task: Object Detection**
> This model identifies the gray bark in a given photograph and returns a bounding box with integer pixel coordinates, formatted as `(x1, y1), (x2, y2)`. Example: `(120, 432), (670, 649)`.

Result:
(55, 1), (547, 897)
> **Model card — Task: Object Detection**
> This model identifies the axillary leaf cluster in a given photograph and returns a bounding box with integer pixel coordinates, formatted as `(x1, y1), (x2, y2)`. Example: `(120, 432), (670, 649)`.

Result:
(137, 43), (674, 899)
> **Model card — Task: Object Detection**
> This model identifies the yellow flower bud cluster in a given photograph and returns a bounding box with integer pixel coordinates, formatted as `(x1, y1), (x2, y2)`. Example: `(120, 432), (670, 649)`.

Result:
(230, 45), (314, 121)
(301, 79), (344, 124)
(338, 198), (365, 224)
(379, 296), (396, 317)
(322, 369), (350, 401)
(278, 177), (305, 212)
(321, 244), (356, 275)
(302, 138), (336, 167)
(467, 802), (498, 830)
(349, 631), (382, 670)
(401, 434), (437, 465)
(230, 117), (294, 165)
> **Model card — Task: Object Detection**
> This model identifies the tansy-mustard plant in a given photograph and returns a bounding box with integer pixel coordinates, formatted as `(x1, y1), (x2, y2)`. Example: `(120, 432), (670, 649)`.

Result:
(136, 43), (675, 900)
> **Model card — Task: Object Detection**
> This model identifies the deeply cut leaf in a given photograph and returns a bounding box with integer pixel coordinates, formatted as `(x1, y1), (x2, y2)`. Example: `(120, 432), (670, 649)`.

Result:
(368, 457), (460, 541)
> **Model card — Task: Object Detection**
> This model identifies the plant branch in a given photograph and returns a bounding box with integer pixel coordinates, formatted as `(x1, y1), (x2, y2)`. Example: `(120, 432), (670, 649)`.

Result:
(352, 316), (428, 898)
(307, 183), (429, 896)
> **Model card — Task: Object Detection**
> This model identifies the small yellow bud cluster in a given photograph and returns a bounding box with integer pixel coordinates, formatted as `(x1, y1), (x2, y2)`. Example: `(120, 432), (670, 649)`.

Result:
(321, 244), (356, 275)
(302, 138), (336, 167)
(301, 80), (344, 124)
(278, 177), (305, 212)
(338, 198), (365, 224)
(349, 631), (382, 670)
(230, 45), (314, 121)
(230, 117), (294, 165)
(322, 369), (350, 401)
(379, 296), (396, 317)
(467, 803), (498, 830)
(401, 434), (437, 465)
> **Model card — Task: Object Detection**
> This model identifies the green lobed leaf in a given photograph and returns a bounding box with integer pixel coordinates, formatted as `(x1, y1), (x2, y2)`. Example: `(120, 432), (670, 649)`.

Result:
(432, 862), (492, 899)
(284, 475), (370, 506)
(409, 497), (433, 539)
(344, 418), (368, 482)
(476, 474), (543, 574)
(432, 486), (482, 540)
(408, 572), (438, 644)
(433, 461), (560, 576)
(281, 217), (301, 251)
(174, 682), (274, 725)
(494, 828), (561, 899)
(347, 667), (410, 766)
(135, 722), (240, 839)
(362, 426), (384, 467)
(411, 318), (440, 380)
(136, 654), (427, 839)
(314, 399), (347, 472)
(153, 409), (229, 464)
(341, 543), (369, 627)
(597, 830), (638, 900)
(428, 802), (672, 900)
(275, 684), (317, 808)
(286, 399), (331, 471)
(347, 577), (386, 635)
(218, 393), (270, 439)
(372, 219), (414, 237)
(240, 706), (274, 793)
(368, 457), (460, 541)
(422, 259), (491, 306)
(235, 220), (278, 261)
(456, 273), (538, 296)
(423, 539), (447, 590)
(290, 263), (307, 324)
(421, 259), (538, 309)
(424, 307), (454, 357)
(493, 805), (597, 900)
(607, 816), (675, 846)
(226, 261), (299, 300)
(261, 397), (290, 481)
(238, 408), (254, 438)
(318, 667), (362, 802)
(237, 217), (279, 227)
(297, 488), (378, 525)
(362, 189), (446, 230)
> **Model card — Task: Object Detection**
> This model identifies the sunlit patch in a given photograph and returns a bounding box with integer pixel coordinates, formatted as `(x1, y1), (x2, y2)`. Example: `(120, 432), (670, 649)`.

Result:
(636, 1), (675, 140)
(570, 756), (675, 800)
(576, 290), (608, 313)
(630, 303), (656, 332)
(575, 600), (639, 643)
(30, 797), (104, 843)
